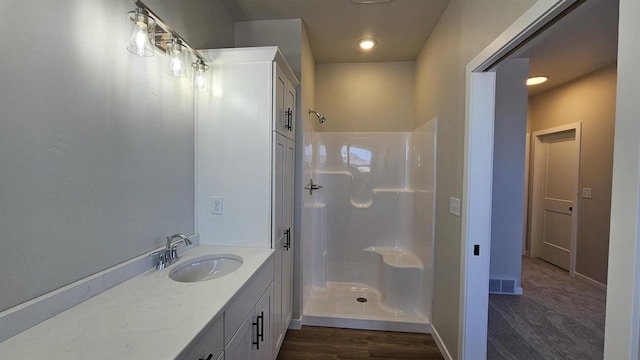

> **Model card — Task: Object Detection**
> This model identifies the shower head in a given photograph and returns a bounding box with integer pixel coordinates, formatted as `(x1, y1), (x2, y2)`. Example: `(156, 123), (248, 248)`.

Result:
(309, 109), (326, 124)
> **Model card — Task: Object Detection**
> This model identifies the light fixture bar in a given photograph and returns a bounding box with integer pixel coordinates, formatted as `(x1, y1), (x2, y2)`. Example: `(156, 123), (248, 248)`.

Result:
(133, 0), (207, 64)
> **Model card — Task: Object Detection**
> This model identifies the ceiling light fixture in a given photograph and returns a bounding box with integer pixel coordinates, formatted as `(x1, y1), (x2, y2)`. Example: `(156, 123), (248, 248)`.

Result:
(359, 39), (377, 50)
(526, 76), (548, 86)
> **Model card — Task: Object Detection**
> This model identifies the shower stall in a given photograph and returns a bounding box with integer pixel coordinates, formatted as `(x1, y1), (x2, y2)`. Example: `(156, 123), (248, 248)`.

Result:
(301, 119), (437, 332)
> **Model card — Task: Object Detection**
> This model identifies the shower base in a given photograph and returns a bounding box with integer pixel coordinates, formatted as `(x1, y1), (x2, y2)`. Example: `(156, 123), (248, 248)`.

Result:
(302, 282), (430, 333)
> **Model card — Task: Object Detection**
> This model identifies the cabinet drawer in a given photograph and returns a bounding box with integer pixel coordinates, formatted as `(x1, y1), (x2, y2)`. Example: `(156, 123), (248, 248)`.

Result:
(176, 315), (223, 360)
(225, 255), (274, 344)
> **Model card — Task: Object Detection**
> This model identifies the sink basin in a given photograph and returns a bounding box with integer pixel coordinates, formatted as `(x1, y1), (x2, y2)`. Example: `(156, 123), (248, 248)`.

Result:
(169, 254), (243, 283)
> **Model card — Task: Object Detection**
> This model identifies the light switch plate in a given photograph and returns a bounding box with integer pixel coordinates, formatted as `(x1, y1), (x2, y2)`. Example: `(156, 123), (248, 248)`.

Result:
(211, 196), (223, 215)
(582, 188), (592, 199)
(450, 196), (461, 217)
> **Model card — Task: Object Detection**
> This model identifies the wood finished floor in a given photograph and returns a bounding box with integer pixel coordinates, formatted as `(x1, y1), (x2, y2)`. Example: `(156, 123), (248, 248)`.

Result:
(276, 326), (444, 360)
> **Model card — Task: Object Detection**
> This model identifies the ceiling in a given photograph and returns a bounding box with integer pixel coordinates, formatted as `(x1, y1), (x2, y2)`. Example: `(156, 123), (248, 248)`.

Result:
(219, 0), (450, 63)
(517, 0), (619, 95)
(218, 0), (618, 95)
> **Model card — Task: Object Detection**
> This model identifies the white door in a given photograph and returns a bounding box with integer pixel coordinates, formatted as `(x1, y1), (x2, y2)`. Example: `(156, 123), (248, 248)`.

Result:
(532, 126), (580, 271)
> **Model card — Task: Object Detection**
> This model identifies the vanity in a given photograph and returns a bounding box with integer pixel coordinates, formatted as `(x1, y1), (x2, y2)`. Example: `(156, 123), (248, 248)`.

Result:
(0, 46), (299, 360)
(0, 245), (275, 360)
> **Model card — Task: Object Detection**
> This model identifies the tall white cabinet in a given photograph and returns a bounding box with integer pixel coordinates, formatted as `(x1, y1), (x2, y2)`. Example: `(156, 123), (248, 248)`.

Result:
(195, 47), (297, 359)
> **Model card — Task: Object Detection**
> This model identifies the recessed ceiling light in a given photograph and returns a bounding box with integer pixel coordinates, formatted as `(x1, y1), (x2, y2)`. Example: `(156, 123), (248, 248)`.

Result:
(526, 76), (548, 86)
(359, 39), (377, 50)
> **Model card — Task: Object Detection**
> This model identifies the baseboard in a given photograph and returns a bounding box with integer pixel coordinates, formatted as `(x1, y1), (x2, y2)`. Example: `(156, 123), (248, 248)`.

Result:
(431, 324), (453, 360)
(575, 272), (607, 291)
(289, 317), (303, 330)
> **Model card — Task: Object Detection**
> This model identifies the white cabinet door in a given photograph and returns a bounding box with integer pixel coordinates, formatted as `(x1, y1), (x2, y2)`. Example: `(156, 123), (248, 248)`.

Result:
(272, 132), (286, 354)
(225, 314), (253, 360)
(274, 64), (287, 136)
(253, 283), (273, 360)
(273, 64), (296, 139)
(226, 283), (274, 360)
(282, 138), (295, 328)
(284, 79), (296, 139)
(272, 133), (295, 356)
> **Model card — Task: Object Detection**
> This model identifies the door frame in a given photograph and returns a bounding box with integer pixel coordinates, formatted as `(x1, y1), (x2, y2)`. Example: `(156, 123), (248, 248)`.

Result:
(460, 1), (580, 359)
(529, 123), (582, 275)
(462, 1), (640, 360)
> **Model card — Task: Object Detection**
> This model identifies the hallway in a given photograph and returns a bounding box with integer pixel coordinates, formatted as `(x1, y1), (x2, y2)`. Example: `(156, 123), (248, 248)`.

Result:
(488, 257), (606, 359)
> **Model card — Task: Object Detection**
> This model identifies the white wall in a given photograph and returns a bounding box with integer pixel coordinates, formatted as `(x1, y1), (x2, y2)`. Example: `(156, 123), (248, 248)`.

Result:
(0, 0), (234, 313)
(413, 0), (537, 357)
(315, 62), (415, 132)
(489, 59), (529, 289)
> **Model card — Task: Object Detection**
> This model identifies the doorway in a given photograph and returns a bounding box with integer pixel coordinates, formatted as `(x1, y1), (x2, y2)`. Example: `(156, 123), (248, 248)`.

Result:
(461, 0), (635, 359)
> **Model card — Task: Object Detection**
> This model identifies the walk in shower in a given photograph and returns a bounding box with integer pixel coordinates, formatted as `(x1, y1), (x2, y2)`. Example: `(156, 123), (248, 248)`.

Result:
(301, 119), (437, 332)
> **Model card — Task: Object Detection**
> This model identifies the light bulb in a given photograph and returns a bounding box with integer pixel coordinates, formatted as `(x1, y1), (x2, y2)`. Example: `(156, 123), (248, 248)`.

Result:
(171, 57), (182, 73)
(195, 73), (205, 90)
(166, 39), (188, 77)
(133, 27), (148, 56)
(192, 60), (210, 92)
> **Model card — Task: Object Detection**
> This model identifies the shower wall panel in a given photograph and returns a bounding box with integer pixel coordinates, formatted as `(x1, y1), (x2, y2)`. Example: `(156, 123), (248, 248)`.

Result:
(304, 126), (436, 319)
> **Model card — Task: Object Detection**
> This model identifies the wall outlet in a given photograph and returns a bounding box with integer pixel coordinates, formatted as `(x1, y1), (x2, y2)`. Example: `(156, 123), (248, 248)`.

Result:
(211, 196), (223, 215)
(582, 188), (592, 199)
(450, 196), (461, 217)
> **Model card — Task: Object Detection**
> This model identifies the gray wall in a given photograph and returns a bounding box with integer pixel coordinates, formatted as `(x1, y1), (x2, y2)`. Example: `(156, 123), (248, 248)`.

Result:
(315, 62), (415, 132)
(235, 19), (304, 80)
(0, 0), (234, 312)
(490, 59), (529, 286)
(528, 64), (617, 285)
(412, 0), (537, 357)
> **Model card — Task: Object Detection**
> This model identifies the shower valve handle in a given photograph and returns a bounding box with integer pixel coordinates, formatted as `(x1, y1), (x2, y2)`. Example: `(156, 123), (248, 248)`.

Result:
(305, 179), (323, 195)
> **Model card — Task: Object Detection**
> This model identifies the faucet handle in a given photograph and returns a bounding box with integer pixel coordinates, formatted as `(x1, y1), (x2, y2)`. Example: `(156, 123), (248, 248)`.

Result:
(155, 251), (167, 270)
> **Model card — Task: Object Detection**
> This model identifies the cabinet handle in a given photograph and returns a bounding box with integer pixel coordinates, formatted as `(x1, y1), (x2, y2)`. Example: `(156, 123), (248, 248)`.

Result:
(259, 311), (265, 343)
(252, 312), (264, 349)
(285, 108), (292, 130)
(200, 354), (213, 360)
(284, 228), (291, 251)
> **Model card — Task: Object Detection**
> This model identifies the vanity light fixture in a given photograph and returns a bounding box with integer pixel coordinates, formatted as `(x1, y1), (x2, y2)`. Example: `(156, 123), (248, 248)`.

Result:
(192, 59), (210, 92)
(526, 76), (548, 86)
(359, 39), (377, 50)
(126, 1), (210, 84)
(126, 7), (155, 57)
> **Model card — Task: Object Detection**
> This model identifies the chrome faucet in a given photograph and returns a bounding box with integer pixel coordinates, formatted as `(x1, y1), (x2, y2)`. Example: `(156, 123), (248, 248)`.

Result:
(156, 234), (192, 269)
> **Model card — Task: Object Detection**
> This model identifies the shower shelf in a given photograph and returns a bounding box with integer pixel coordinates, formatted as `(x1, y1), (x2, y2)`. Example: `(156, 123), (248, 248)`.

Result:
(364, 246), (423, 269)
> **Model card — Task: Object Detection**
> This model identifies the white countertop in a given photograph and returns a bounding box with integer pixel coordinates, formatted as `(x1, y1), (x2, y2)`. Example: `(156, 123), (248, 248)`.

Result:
(0, 245), (274, 360)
